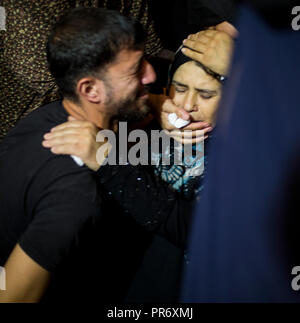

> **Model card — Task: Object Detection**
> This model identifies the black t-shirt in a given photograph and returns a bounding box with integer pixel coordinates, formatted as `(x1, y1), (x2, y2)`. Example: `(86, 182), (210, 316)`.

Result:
(0, 100), (196, 302)
(0, 101), (101, 273)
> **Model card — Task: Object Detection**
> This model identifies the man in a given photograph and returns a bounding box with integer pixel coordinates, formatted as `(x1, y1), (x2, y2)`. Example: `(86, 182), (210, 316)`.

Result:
(0, 7), (157, 303)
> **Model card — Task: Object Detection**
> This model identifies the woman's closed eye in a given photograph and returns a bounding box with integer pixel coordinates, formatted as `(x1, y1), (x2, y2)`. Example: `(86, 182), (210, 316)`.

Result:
(174, 86), (187, 93)
(198, 89), (218, 100)
(200, 93), (213, 100)
(175, 88), (214, 99)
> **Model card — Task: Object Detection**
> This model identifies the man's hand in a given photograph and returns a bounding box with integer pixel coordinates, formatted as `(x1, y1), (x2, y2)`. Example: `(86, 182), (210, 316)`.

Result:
(215, 21), (239, 39)
(182, 29), (234, 76)
(42, 117), (110, 171)
(148, 93), (213, 144)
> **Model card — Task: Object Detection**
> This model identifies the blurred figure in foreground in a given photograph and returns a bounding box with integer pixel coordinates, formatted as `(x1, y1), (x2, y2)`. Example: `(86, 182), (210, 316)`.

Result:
(182, 2), (300, 302)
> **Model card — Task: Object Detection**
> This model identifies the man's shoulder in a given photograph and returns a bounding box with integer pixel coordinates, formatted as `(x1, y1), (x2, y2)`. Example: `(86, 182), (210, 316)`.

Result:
(0, 100), (66, 167)
(10, 100), (67, 135)
(0, 100), (99, 202)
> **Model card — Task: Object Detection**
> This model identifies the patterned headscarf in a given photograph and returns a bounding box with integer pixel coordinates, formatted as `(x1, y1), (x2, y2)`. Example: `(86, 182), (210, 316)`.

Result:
(168, 45), (226, 94)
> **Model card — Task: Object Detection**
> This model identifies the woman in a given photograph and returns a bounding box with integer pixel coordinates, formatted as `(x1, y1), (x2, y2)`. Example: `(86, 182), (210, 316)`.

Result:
(124, 44), (224, 302)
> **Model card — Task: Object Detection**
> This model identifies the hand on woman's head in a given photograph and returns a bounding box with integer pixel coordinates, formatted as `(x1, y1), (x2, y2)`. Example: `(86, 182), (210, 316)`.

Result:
(214, 21), (238, 39)
(182, 28), (235, 76)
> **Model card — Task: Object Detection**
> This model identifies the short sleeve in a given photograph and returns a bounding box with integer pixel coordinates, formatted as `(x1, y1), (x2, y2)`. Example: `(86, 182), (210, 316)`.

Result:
(19, 156), (101, 272)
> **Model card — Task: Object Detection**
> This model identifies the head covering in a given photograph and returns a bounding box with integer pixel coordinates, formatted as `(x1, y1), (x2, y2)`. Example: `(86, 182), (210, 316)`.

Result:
(167, 46), (226, 94)
(168, 46), (194, 85)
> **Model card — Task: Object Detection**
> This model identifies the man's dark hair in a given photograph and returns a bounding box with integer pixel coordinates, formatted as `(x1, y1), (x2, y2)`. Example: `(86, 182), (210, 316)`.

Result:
(46, 7), (146, 103)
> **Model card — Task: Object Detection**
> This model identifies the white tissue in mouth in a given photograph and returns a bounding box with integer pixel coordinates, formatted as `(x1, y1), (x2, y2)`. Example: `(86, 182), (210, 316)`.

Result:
(174, 118), (190, 128)
(168, 113), (178, 125)
(168, 113), (190, 128)
(71, 155), (84, 167)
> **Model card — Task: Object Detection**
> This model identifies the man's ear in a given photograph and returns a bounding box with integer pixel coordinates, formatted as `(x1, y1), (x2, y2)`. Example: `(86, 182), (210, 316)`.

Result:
(76, 77), (106, 104)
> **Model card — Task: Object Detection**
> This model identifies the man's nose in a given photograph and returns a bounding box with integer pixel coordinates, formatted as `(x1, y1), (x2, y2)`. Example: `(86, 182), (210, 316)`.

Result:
(141, 61), (156, 85)
(183, 92), (197, 112)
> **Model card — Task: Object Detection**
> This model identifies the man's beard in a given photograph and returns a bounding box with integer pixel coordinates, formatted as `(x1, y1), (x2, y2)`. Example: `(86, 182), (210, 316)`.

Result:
(106, 85), (150, 123)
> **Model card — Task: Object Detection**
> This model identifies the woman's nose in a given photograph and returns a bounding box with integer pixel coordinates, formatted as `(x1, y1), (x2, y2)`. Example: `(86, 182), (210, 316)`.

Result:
(183, 92), (198, 112)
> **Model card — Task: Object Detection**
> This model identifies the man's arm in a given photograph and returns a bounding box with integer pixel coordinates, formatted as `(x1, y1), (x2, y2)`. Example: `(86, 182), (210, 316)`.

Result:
(42, 120), (201, 246)
(0, 244), (50, 303)
(0, 153), (101, 303)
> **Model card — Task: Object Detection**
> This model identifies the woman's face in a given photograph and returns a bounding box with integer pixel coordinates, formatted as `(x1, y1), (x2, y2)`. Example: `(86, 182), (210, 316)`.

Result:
(169, 61), (222, 126)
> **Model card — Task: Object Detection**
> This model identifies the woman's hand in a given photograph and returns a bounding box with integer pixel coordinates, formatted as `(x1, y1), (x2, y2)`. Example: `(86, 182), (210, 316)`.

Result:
(165, 123), (213, 145)
(148, 93), (213, 144)
(148, 93), (190, 130)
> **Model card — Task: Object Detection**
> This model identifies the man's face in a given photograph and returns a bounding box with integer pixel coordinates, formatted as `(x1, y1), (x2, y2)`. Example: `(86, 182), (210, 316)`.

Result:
(104, 49), (156, 122)
(169, 61), (221, 126)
